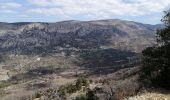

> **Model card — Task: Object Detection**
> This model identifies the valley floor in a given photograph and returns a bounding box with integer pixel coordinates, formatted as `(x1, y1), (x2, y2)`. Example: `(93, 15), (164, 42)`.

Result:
(0, 52), (169, 100)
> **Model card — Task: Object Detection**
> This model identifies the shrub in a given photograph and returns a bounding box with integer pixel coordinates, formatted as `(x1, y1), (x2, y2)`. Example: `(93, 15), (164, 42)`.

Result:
(58, 77), (89, 96)
(34, 92), (42, 98)
(58, 86), (67, 97)
(86, 89), (99, 100)
(76, 77), (89, 89)
(74, 94), (87, 100)
(0, 82), (11, 89)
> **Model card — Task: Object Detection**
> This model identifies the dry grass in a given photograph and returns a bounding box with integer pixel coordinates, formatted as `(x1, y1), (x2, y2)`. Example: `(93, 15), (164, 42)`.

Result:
(125, 92), (170, 100)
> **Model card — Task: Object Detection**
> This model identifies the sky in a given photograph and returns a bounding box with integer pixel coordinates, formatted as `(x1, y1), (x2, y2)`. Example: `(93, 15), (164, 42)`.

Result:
(0, 0), (170, 24)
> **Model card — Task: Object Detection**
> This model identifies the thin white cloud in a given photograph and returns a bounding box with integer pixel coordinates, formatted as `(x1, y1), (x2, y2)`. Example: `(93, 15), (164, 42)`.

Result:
(0, 2), (22, 14)
(27, 0), (170, 19)
(0, 10), (16, 14)
(0, 2), (22, 9)
(18, 14), (29, 18)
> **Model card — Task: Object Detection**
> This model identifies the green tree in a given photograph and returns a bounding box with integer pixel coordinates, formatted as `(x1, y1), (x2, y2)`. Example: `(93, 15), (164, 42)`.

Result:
(76, 77), (89, 90)
(141, 10), (170, 89)
(86, 90), (98, 100)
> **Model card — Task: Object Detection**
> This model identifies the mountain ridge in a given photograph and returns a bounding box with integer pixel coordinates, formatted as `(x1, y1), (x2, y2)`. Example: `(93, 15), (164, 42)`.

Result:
(1, 19), (162, 25)
(0, 19), (163, 54)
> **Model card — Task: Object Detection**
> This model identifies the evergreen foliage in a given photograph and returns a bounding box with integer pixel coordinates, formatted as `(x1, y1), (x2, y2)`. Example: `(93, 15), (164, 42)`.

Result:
(141, 10), (170, 89)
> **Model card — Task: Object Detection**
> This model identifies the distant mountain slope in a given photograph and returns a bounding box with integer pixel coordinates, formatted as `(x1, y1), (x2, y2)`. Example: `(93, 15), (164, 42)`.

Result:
(0, 19), (163, 54)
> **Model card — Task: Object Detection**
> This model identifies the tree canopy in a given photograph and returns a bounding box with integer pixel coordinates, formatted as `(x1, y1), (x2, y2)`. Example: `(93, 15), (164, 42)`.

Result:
(141, 10), (170, 89)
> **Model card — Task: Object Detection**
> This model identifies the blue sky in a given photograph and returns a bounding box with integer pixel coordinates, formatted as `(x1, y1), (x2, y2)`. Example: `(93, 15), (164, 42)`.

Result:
(0, 0), (169, 24)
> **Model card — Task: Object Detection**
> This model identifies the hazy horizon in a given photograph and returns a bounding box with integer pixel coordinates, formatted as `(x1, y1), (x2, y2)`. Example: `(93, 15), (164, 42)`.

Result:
(0, 19), (164, 25)
(0, 0), (169, 24)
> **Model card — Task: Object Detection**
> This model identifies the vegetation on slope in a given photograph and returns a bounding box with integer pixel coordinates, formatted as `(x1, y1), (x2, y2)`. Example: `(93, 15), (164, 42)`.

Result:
(141, 10), (170, 89)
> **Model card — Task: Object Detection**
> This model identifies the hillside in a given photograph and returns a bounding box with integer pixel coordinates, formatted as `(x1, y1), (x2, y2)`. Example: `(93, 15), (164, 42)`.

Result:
(0, 19), (162, 54)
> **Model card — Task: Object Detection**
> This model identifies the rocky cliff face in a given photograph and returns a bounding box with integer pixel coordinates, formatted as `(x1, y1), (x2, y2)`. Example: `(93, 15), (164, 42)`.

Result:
(0, 19), (163, 54)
